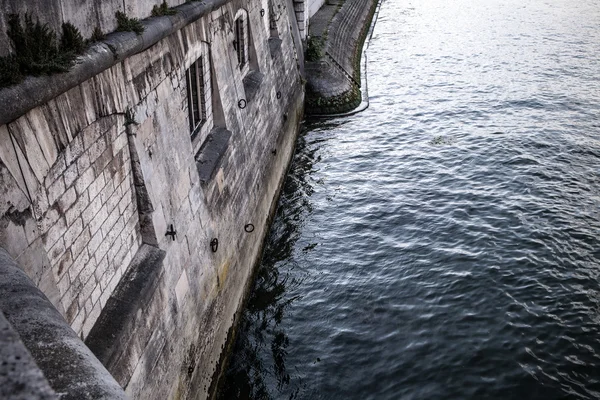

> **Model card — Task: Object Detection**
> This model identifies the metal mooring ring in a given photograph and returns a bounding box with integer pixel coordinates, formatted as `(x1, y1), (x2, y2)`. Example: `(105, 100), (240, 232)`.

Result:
(244, 223), (255, 233)
(276, 91), (282, 99)
(210, 238), (219, 252)
(238, 99), (247, 109)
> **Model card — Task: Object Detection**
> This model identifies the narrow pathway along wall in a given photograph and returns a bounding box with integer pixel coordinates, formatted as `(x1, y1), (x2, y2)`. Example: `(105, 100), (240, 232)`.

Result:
(0, 0), (304, 397)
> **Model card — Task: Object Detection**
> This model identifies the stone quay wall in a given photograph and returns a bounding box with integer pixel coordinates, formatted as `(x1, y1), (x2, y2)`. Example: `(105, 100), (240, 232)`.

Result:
(0, 0), (304, 397)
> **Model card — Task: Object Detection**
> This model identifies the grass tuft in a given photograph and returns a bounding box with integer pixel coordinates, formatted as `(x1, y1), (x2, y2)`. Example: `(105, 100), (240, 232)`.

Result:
(152, 2), (177, 17)
(115, 11), (145, 35)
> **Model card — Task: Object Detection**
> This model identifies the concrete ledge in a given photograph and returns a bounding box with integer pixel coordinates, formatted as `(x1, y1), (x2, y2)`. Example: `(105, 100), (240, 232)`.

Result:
(0, 0), (232, 126)
(195, 127), (232, 183)
(243, 70), (264, 103)
(0, 247), (127, 400)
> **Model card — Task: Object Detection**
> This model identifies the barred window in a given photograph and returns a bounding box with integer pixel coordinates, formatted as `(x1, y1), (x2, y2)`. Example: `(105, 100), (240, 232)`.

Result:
(234, 16), (247, 68)
(186, 57), (207, 134)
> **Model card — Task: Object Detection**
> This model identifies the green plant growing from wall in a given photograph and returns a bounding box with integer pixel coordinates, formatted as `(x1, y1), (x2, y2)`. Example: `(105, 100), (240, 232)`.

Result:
(115, 11), (145, 35)
(90, 26), (106, 42)
(306, 36), (323, 61)
(0, 13), (86, 89)
(61, 22), (85, 54)
(152, 2), (177, 17)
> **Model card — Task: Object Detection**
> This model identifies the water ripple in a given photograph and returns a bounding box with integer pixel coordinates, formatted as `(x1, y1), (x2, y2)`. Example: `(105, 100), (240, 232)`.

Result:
(219, 0), (600, 398)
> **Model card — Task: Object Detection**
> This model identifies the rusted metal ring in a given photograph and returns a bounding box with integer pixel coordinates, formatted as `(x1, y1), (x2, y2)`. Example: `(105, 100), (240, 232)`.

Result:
(244, 223), (255, 233)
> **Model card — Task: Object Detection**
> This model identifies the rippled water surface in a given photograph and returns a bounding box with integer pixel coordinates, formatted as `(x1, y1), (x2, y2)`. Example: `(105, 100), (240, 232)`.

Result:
(219, 0), (600, 398)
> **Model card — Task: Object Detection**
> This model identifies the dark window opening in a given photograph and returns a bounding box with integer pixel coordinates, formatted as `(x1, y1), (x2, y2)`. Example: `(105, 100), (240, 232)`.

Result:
(234, 17), (246, 68)
(186, 57), (207, 134)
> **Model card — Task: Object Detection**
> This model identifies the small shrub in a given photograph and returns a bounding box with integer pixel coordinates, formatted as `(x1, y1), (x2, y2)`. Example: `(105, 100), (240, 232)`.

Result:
(152, 2), (177, 17)
(306, 36), (323, 61)
(0, 13), (87, 89)
(90, 26), (105, 42)
(61, 22), (85, 54)
(7, 13), (75, 76)
(115, 11), (144, 35)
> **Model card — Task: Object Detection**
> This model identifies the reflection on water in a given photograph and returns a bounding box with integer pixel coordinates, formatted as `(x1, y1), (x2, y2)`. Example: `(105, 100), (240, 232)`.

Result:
(218, 130), (319, 399)
(219, 0), (600, 398)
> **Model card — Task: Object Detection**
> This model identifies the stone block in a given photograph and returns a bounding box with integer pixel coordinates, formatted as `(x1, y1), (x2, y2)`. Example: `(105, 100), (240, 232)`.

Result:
(99, 179), (116, 205)
(82, 122), (105, 151)
(45, 154), (66, 189)
(48, 236), (66, 266)
(63, 218), (83, 249)
(82, 301), (102, 339)
(77, 263), (97, 298)
(88, 204), (109, 238)
(74, 167), (95, 197)
(46, 177), (65, 206)
(67, 248), (90, 285)
(79, 272), (97, 305)
(88, 136), (108, 164)
(57, 187), (76, 214)
(55, 249), (73, 279)
(65, 135), (84, 167)
(71, 226), (91, 261)
(113, 132), (129, 157)
(8, 118), (51, 184)
(77, 152), (91, 173)
(63, 162), (79, 189)
(87, 172), (106, 202)
(101, 208), (121, 241)
(175, 270), (190, 309)
(118, 189), (133, 215)
(44, 217), (66, 249)
(93, 148), (113, 177)
(65, 190), (91, 227)
(71, 308), (86, 335)
(87, 229), (104, 258)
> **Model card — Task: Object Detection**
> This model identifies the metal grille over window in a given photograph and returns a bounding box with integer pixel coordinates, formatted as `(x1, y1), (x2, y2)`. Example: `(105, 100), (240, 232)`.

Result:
(235, 17), (246, 67)
(186, 57), (207, 134)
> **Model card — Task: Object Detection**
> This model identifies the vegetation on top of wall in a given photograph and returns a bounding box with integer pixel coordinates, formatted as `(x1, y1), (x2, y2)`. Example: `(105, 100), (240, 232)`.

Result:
(115, 11), (145, 35)
(61, 22), (85, 54)
(151, 2), (177, 17)
(0, 14), (85, 89)
(90, 26), (106, 43)
(306, 36), (324, 61)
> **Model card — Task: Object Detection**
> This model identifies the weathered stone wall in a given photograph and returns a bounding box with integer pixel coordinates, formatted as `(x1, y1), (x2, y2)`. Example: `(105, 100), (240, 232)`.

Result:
(0, 0), (189, 57)
(0, 0), (304, 397)
(0, 96), (140, 338)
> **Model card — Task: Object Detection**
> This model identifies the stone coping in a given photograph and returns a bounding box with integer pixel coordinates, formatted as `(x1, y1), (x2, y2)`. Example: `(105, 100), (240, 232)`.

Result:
(0, 247), (127, 399)
(0, 0), (231, 127)
(0, 312), (57, 400)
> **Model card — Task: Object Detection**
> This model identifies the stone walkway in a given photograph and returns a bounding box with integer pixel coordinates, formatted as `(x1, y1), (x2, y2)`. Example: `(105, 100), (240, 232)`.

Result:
(305, 0), (377, 115)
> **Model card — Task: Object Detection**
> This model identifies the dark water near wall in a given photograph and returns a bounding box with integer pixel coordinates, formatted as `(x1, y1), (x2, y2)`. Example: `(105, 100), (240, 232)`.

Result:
(219, 0), (600, 398)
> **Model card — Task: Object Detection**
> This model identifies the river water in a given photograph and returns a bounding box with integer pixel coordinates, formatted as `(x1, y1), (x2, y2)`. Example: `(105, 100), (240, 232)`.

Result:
(219, 0), (600, 398)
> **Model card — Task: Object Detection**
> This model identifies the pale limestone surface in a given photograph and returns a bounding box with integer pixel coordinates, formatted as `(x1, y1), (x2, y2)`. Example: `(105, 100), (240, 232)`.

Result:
(0, 0), (304, 398)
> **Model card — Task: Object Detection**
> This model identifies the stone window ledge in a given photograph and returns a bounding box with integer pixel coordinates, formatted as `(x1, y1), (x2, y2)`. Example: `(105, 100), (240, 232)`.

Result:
(242, 70), (264, 103)
(268, 38), (282, 59)
(85, 244), (166, 385)
(195, 127), (232, 184)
